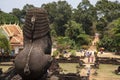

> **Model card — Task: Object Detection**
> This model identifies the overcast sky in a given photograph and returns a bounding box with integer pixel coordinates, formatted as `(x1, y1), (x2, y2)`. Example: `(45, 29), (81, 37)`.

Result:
(0, 0), (117, 13)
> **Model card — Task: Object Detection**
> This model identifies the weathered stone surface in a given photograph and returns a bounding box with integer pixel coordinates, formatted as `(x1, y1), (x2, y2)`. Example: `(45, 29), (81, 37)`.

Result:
(14, 8), (52, 80)
(23, 8), (50, 40)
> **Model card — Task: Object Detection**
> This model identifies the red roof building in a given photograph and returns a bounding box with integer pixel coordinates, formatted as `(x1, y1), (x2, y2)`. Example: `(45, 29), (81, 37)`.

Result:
(0, 24), (23, 55)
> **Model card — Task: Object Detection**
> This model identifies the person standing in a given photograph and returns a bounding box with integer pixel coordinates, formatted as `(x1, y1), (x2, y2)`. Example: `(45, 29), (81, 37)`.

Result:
(91, 51), (94, 63)
(87, 52), (91, 63)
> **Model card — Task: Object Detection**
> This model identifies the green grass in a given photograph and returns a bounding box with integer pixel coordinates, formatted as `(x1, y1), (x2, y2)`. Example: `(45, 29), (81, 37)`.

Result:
(59, 63), (79, 74)
(59, 63), (120, 80)
(97, 64), (120, 78)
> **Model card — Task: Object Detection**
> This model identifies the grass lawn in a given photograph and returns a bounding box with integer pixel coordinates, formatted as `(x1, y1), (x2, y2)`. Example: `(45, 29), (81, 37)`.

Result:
(92, 64), (120, 80)
(59, 63), (79, 74)
(59, 63), (120, 80)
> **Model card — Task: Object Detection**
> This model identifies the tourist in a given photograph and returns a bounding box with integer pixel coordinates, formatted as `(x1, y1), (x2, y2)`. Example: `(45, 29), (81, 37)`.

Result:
(88, 52), (91, 63)
(90, 51), (94, 63)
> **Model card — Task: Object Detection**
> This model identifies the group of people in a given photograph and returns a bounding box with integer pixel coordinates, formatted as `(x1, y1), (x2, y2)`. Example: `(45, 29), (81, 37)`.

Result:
(84, 51), (95, 63)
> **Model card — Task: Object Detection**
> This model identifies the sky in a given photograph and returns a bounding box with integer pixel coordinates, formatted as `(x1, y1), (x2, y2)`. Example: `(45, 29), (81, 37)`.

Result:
(0, 0), (117, 13)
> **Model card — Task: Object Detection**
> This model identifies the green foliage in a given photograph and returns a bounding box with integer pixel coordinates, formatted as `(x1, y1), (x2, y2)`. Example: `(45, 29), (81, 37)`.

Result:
(0, 30), (11, 54)
(12, 8), (22, 19)
(96, 0), (120, 22)
(42, 1), (72, 36)
(50, 23), (57, 37)
(56, 37), (75, 52)
(97, 36), (113, 51)
(98, 18), (120, 51)
(0, 11), (19, 25)
(65, 20), (84, 38)
(113, 18), (120, 34)
(70, 50), (76, 57)
(42, 1), (92, 49)
(64, 20), (91, 49)
(53, 50), (59, 57)
(112, 18), (120, 50)
(96, 18), (108, 37)
(77, 34), (91, 45)
(73, 0), (97, 35)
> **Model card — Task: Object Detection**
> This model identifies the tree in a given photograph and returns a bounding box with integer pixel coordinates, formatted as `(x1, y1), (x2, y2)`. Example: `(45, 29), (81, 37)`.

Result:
(64, 20), (91, 49)
(65, 20), (84, 39)
(98, 18), (120, 51)
(56, 36), (75, 52)
(0, 29), (11, 54)
(11, 8), (22, 23)
(96, 17), (108, 38)
(42, 1), (72, 36)
(111, 18), (120, 51)
(42, 2), (57, 23)
(73, 0), (97, 35)
(96, 0), (120, 22)
(0, 11), (19, 25)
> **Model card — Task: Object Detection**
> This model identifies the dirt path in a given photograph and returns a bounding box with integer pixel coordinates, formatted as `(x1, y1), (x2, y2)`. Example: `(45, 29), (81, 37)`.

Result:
(81, 34), (120, 80)
(80, 35), (99, 78)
